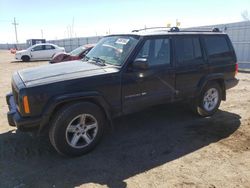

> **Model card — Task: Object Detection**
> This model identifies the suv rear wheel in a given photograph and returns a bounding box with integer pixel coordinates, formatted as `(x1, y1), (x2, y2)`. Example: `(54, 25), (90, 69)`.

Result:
(193, 82), (222, 117)
(49, 102), (105, 157)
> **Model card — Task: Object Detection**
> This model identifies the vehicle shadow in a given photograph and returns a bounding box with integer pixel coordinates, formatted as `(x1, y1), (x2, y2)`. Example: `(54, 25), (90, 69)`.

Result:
(0, 104), (241, 188)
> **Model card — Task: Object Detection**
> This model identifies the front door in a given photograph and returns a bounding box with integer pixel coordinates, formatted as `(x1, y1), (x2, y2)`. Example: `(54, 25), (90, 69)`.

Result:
(30, 45), (46, 59)
(122, 37), (175, 114)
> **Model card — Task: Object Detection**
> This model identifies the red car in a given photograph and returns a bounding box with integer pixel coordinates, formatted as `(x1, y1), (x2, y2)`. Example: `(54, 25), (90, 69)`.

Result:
(49, 44), (94, 64)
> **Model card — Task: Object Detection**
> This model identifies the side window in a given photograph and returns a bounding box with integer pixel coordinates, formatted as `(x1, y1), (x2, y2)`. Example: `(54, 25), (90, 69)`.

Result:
(174, 36), (202, 64)
(32, 45), (44, 51)
(137, 40), (150, 59)
(204, 36), (233, 61)
(45, 45), (55, 50)
(136, 38), (170, 66)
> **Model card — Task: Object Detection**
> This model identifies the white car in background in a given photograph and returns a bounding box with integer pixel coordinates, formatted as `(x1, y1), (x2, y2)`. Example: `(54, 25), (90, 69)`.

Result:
(15, 43), (65, 61)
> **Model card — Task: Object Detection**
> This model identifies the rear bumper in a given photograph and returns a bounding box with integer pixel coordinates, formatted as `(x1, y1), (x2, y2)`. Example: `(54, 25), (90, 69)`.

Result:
(225, 78), (239, 90)
(6, 93), (41, 132)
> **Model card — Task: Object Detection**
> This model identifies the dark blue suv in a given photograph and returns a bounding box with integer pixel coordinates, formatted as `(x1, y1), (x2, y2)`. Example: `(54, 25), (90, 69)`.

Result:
(6, 27), (239, 156)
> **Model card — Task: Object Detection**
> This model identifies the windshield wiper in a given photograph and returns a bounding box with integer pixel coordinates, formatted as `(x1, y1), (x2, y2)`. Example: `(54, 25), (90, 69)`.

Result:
(90, 57), (106, 66)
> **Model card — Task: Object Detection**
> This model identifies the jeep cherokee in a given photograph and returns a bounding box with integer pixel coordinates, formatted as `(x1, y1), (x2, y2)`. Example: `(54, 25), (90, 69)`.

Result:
(6, 27), (239, 156)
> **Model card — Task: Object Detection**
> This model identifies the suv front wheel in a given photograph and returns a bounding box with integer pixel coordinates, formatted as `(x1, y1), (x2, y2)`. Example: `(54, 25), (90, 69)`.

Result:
(49, 102), (105, 157)
(193, 82), (222, 117)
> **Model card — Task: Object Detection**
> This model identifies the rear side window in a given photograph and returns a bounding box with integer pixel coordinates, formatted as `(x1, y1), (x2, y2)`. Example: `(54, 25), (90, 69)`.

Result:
(204, 36), (230, 55)
(174, 36), (202, 64)
(45, 45), (55, 50)
(203, 35), (234, 62)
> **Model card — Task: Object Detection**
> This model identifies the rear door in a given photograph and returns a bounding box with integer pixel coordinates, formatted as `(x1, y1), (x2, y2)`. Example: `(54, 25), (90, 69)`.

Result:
(174, 35), (208, 99)
(122, 36), (176, 113)
(44, 45), (56, 59)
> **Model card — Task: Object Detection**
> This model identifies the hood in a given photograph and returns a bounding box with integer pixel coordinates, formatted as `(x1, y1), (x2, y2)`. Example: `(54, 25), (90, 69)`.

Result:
(52, 52), (69, 59)
(18, 60), (118, 87)
(56, 51), (68, 56)
(16, 49), (27, 54)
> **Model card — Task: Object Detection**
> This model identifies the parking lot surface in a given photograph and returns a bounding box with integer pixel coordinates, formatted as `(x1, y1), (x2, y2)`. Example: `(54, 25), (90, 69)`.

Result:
(0, 50), (249, 188)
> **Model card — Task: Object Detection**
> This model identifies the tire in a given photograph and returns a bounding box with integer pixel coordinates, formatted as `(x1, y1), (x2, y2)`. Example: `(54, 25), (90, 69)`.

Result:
(49, 102), (105, 157)
(21, 55), (30, 62)
(192, 82), (222, 117)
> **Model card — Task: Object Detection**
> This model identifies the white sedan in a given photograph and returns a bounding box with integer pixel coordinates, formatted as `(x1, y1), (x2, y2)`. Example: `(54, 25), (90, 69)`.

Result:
(15, 43), (65, 61)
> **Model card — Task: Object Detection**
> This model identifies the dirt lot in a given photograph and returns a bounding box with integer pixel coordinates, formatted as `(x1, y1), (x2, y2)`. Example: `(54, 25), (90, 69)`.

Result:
(0, 50), (249, 188)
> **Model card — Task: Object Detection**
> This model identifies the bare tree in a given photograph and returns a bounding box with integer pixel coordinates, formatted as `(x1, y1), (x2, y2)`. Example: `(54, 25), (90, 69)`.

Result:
(241, 10), (250, 21)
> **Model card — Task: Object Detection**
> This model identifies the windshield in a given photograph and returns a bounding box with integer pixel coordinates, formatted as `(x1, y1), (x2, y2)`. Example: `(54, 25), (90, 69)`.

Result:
(70, 46), (86, 56)
(85, 36), (139, 66)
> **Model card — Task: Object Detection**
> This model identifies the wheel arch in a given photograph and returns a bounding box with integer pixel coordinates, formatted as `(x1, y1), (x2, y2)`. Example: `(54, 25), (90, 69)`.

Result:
(21, 55), (31, 61)
(38, 92), (113, 133)
(197, 74), (226, 100)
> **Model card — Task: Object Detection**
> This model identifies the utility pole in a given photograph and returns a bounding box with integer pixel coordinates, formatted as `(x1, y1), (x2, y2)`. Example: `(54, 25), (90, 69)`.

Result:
(67, 25), (70, 38)
(41, 29), (44, 39)
(72, 17), (74, 38)
(12, 17), (18, 45)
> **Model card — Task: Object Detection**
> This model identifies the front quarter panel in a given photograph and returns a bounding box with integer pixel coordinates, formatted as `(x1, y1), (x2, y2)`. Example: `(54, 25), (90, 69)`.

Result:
(26, 70), (121, 119)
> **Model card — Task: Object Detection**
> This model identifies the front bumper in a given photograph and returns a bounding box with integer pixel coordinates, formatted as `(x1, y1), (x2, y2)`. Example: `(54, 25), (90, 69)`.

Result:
(6, 93), (41, 132)
(15, 54), (21, 60)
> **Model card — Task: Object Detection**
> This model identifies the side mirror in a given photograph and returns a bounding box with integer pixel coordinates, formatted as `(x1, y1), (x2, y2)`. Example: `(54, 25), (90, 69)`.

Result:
(132, 58), (148, 70)
(31, 49), (34, 52)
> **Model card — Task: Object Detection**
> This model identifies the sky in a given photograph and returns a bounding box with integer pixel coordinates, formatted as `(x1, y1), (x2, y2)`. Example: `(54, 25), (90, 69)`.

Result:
(0, 0), (249, 43)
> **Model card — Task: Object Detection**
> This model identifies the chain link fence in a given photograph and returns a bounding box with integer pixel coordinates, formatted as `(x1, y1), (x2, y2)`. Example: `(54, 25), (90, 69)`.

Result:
(0, 36), (102, 52)
(47, 36), (102, 52)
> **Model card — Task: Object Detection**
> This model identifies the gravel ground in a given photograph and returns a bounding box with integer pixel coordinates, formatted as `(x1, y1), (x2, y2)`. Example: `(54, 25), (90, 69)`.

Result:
(0, 50), (250, 188)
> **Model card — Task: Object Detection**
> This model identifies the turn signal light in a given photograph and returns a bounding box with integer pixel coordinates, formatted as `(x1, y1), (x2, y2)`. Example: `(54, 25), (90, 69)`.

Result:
(23, 96), (30, 114)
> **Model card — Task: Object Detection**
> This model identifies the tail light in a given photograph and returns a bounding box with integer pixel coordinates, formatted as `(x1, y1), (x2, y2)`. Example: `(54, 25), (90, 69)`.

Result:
(235, 63), (238, 76)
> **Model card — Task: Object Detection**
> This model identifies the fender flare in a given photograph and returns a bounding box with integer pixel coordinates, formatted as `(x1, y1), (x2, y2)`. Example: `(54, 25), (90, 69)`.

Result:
(38, 91), (113, 133)
(196, 73), (226, 100)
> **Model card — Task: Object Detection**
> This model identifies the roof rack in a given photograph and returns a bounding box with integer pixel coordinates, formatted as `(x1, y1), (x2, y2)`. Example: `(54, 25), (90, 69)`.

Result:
(132, 26), (221, 33)
(179, 27), (221, 32)
(132, 26), (171, 32)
